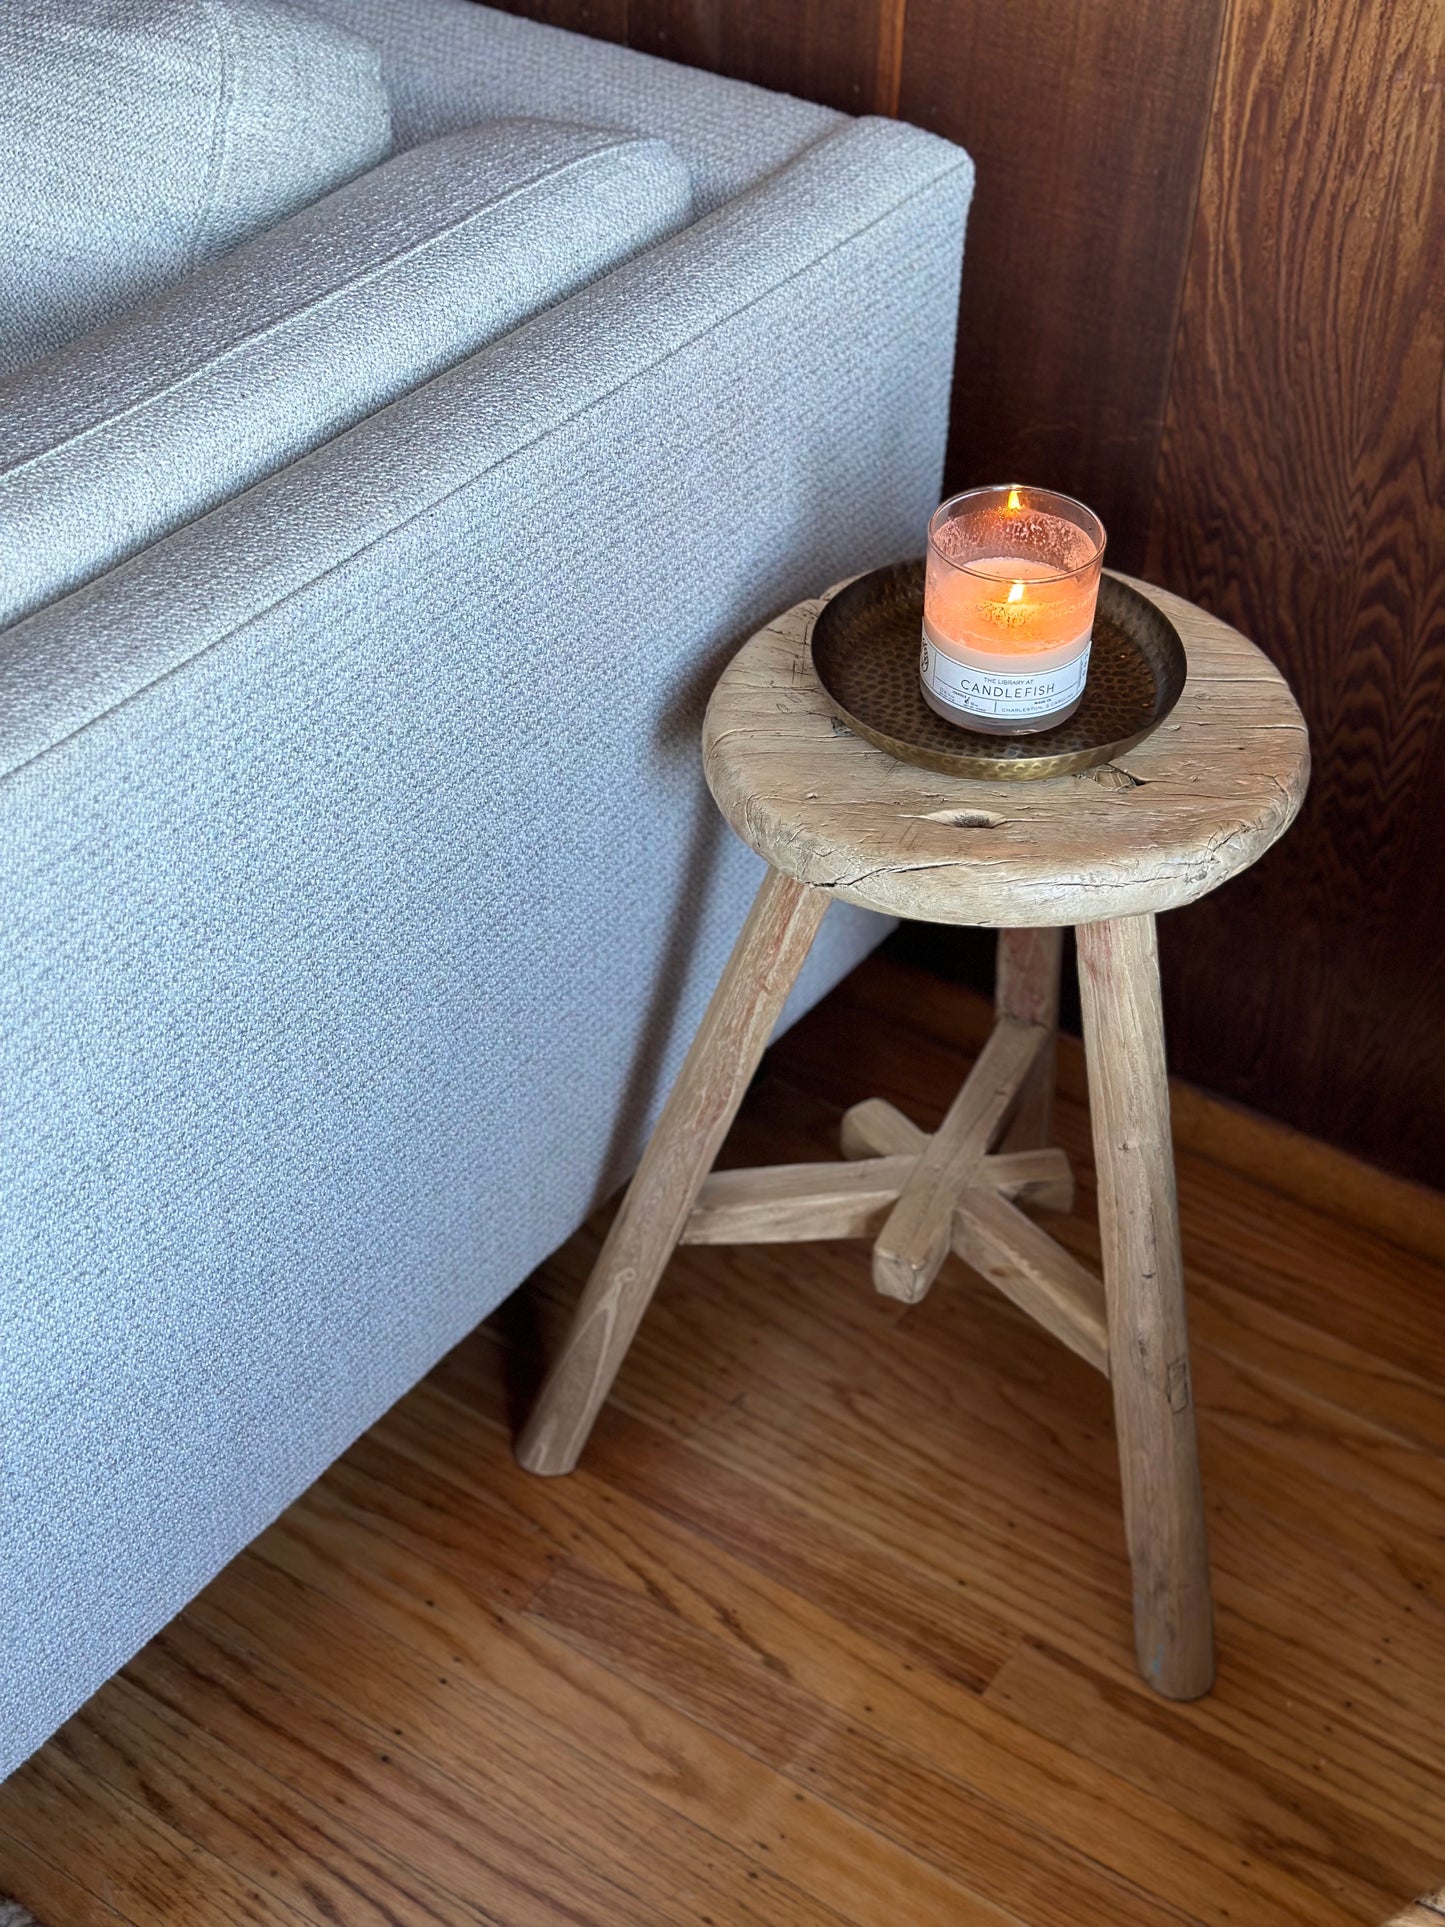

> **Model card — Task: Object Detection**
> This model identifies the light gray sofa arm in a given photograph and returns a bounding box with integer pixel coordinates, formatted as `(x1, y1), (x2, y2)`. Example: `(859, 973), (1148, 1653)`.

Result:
(0, 113), (972, 1779)
(0, 120), (694, 631)
(0, 117), (972, 776)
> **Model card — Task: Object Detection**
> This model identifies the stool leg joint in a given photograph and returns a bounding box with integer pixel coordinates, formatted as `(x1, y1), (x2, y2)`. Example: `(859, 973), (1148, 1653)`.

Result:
(871, 1015), (1050, 1304)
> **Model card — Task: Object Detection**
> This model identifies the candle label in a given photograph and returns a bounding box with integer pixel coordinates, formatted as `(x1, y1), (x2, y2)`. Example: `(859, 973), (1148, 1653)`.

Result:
(920, 630), (1092, 720)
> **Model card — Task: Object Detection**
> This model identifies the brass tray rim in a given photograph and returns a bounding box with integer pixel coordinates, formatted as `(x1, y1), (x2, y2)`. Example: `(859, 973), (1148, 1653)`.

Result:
(807, 562), (1188, 783)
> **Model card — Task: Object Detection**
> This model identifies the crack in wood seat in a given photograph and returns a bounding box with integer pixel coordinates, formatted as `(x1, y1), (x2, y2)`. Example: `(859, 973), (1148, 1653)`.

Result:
(517, 575), (1310, 1705)
(702, 573), (1308, 928)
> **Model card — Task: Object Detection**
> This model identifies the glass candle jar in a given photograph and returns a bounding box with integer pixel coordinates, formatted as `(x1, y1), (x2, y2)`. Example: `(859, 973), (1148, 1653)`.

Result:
(920, 485), (1106, 735)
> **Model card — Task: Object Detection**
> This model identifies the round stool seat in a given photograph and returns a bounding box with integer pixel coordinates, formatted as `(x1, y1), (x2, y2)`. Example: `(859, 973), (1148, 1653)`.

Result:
(703, 574), (1310, 927)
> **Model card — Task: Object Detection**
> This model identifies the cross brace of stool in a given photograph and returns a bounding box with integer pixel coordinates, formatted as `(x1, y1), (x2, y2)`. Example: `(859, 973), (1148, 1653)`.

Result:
(682, 1025), (1109, 1378)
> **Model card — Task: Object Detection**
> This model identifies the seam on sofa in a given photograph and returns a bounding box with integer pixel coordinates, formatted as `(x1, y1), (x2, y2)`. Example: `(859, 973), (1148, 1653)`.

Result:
(0, 138), (686, 482)
(192, 0), (239, 276)
(4, 147), (971, 784)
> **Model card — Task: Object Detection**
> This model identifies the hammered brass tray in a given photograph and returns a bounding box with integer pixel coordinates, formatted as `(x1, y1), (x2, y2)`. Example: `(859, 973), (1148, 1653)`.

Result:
(809, 561), (1186, 781)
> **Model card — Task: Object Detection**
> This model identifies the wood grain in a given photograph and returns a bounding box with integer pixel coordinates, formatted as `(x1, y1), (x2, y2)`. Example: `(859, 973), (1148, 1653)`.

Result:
(3, 961), (1440, 1926)
(841, 1106), (1073, 1214)
(841, 1095), (928, 1158)
(703, 582), (1309, 929)
(951, 1184), (1108, 1374)
(896, 0), (1226, 568)
(996, 927), (1063, 1150)
(1077, 913), (1213, 1698)
(625, 0), (897, 114)
(1387, 1899), (1445, 1927)
(517, 866), (827, 1474)
(824, 953), (1445, 1270)
(485, 0), (626, 37)
(871, 1014), (1045, 1301)
(1144, 0), (1445, 1184)
(683, 1152), (916, 1243)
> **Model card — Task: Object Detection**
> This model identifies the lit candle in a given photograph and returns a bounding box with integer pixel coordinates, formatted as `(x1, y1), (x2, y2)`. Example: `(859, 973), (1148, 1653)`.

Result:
(920, 485), (1106, 735)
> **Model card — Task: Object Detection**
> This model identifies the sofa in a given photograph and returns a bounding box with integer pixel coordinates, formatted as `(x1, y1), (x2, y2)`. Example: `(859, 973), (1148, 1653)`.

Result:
(0, 0), (974, 1777)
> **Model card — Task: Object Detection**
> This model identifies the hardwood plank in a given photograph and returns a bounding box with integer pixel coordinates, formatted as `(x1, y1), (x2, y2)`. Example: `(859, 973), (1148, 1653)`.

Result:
(267, 1420), (1202, 1927)
(1145, 0), (1445, 1184)
(0, 1744), (315, 1927)
(706, 1269), (1445, 1746)
(205, 1548), (1022, 1927)
(1167, 1155), (1445, 1398)
(532, 1569), (1236, 1927)
(1166, 1076), (1445, 1275)
(131, 1608), (693, 1927)
(512, 1107), (1445, 1706)
(300, 1334), (1440, 1922)
(474, 1432), (1411, 1923)
(3, 956), (1443, 1926)
(1191, 1327), (1445, 1541)
(496, 1173), (1445, 1669)
(587, 1397), (1444, 1845)
(525, 1154), (1445, 1571)
(896, 0), (1226, 567)
(47, 1679), (507, 1927)
(0, 1829), (139, 1927)
(542, 1271), (1445, 1841)
(982, 1642), (1429, 1917)
(397, 1371), (1018, 1695)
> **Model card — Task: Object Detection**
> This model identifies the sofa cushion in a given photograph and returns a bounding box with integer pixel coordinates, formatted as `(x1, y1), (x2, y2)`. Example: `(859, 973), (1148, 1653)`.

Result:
(0, 120), (694, 630)
(287, 0), (843, 214)
(0, 0), (392, 378)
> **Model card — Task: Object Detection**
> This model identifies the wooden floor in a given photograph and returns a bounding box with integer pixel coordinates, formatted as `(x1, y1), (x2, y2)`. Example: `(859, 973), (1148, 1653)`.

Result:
(3, 953), (1444, 1927)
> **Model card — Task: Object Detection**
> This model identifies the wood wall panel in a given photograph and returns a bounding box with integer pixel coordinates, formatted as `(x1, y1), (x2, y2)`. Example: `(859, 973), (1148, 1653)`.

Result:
(896, 0), (1226, 570)
(487, 0), (626, 40)
(1144, 0), (1445, 1183)
(627, 0), (898, 114)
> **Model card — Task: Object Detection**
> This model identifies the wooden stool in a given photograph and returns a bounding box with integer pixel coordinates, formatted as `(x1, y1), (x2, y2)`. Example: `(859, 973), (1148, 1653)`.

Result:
(517, 573), (1309, 1701)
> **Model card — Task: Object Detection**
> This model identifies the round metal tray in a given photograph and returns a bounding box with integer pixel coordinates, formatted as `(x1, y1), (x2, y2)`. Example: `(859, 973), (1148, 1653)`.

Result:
(809, 561), (1187, 781)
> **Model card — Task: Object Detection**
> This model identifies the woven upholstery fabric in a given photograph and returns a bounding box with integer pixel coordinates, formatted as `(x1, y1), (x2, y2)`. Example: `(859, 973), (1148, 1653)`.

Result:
(0, 122), (693, 629)
(285, 0), (841, 211)
(0, 110), (973, 1777)
(0, 0), (390, 378)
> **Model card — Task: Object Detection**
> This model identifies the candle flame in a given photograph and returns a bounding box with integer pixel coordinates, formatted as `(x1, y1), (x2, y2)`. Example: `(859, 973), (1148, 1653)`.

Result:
(1007, 579), (1026, 604)
(1005, 487), (1022, 513)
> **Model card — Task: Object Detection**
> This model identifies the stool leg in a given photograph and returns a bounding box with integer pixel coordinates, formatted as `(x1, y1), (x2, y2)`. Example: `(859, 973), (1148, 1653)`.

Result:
(517, 869), (829, 1476)
(996, 928), (1062, 1150)
(1076, 912), (1215, 1699)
